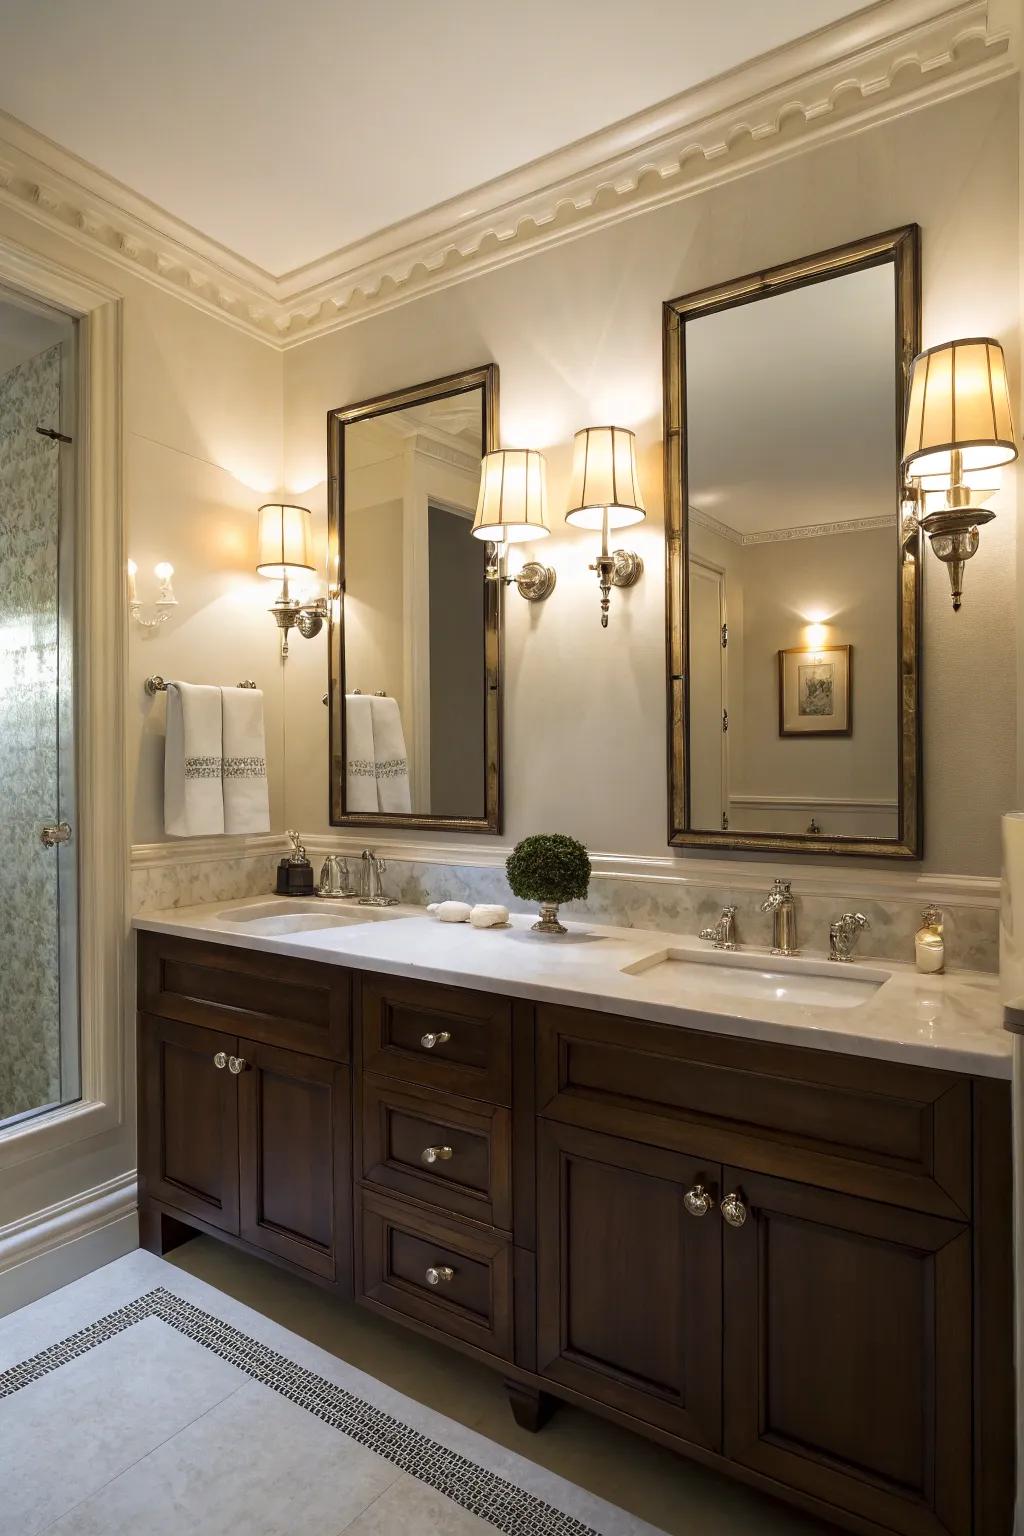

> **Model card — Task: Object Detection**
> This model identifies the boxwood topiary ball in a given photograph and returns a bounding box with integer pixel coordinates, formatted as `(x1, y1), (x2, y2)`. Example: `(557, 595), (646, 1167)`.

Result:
(505, 833), (591, 906)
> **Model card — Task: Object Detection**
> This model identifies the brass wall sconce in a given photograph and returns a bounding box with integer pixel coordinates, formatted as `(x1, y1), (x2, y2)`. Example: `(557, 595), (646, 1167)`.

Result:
(256, 502), (328, 655)
(565, 426), (645, 626)
(472, 449), (556, 601)
(902, 338), (1017, 611)
(126, 559), (178, 628)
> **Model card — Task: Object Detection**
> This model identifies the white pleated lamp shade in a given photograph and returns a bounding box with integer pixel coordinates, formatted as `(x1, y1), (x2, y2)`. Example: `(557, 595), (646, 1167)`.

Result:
(472, 450), (550, 544)
(565, 426), (646, 531)
(256, 503), (315, 578)
(902, 338), (1017, 479)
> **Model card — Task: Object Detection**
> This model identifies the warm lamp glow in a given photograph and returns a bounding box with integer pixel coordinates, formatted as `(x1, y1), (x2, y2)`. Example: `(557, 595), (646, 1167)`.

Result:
(804, 622), (828, 651)
(472, 450), (550, 544)
(565, 427), (646, 531)
(903, 338), (1017, 478)
(154, 561), (174, 583)
(256, 503), (315, 579)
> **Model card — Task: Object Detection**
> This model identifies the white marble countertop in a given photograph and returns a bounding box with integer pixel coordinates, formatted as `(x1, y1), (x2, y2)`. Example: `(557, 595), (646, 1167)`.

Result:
(133, 896), (1011, 1080)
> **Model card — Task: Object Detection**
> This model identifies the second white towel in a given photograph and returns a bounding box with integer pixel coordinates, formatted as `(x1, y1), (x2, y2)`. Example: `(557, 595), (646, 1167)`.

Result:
(370, 695), (412, 814)
(222, 686), (270, 834)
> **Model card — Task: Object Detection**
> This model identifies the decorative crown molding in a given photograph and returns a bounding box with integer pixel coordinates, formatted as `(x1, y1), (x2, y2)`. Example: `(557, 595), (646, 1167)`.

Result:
(691, 506), (898, 545)
(0, 0), (1013, 351)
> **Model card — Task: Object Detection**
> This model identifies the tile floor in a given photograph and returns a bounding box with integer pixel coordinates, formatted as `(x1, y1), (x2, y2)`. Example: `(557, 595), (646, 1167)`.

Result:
(0, 1241), (841, 1535)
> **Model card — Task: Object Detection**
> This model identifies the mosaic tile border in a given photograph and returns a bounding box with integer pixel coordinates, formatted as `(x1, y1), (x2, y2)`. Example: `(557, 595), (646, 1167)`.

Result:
(0, 1286), (597, 1536)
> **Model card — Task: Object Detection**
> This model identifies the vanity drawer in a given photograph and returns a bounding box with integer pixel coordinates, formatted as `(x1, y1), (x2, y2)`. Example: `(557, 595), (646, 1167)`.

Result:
(360, 975), (511, 1104)
(139, 933), (351, 1062)
(537, 1004), (972, 1218)
(361, 1075), (512, 1230)
(359, 1190), (513, 1360)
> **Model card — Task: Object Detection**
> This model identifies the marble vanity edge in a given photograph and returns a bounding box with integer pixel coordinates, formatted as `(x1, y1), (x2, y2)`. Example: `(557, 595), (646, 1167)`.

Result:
(130, 844), (1000, 974)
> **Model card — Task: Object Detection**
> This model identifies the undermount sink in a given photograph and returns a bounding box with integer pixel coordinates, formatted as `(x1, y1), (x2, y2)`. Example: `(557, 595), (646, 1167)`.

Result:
(216, 900), (401, 936)
(621, 946), (890, 1010)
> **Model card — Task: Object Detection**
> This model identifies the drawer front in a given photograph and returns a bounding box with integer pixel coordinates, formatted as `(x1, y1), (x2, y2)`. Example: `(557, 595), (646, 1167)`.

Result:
(537, 1005), (971, 1217)
(359, 1190), (513, 1359)
(361, 975), (511, 1104)
(140, 933), (350, 1062)
(361, 1075), (512, 1230)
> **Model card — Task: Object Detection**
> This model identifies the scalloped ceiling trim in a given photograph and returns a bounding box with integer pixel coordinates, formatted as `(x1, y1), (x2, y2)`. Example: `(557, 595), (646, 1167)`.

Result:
(0, 0), (1012, 351)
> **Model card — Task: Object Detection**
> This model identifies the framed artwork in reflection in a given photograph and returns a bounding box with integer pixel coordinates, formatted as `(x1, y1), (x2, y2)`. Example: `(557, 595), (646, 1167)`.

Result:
(778, 645), (851, 737)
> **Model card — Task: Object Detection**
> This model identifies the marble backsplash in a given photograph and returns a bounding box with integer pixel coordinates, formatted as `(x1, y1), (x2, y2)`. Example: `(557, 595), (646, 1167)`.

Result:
(132, 844), (1000, 974)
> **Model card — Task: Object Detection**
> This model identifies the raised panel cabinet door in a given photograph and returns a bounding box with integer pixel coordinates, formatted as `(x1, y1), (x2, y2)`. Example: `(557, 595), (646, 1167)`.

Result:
(536, 1120), (722, 1451)
(139, 1014), (239, 1233)
(237, 1039), (352, 1288)
(722, 1167), (972, 1536)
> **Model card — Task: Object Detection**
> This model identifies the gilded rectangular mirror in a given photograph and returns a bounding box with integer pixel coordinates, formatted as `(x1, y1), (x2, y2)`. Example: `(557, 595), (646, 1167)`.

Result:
(663, 227), (921, 858)
(327, 364), (500, 832)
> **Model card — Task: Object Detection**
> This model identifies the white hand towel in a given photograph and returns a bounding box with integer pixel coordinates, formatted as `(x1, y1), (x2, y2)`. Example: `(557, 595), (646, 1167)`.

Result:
(222, 687), (270, 834)
(370, 695), (412, 814)
(428, 901), (472, 923)
(164, 682), (224, 837)
(469, 904), (509, 928)
(345, 694), (379, 813)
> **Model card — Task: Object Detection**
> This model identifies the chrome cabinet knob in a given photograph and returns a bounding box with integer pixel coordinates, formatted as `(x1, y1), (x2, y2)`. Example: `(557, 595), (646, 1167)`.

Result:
(425, 1265), (455, 1286)
(213, 1051), (227, 1070)
(420, 1031), (451, 1050)
(421, 1144), (453, 1165)
(721, 1191), (748, 1228)
(227, 1055), (247, 1075)
(684, 1182), (715, 1217)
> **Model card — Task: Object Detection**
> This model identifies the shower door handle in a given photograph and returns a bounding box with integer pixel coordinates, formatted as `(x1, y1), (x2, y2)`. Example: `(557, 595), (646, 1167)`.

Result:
(40, 821), (73, 848)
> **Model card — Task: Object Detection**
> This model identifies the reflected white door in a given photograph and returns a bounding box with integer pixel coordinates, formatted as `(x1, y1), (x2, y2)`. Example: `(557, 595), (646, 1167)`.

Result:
(689, 560), (727, 831)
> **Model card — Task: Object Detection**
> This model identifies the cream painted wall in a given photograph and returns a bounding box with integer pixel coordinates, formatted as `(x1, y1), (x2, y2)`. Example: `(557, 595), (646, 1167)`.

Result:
(283, 80), (1020, 877)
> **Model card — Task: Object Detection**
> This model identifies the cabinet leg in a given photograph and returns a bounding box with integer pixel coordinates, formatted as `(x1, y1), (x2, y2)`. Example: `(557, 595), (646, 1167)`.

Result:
(139, 1204), (197, 1257)
(505, 1380), (556, 1433)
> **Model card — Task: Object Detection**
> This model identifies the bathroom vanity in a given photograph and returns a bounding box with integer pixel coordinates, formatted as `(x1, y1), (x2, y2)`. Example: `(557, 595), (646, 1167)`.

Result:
(135, 900), (1013, 1536)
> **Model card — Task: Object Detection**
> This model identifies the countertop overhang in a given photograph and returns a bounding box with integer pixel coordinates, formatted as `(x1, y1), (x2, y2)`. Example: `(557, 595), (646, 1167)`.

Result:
(133, 897), (1011, 1080)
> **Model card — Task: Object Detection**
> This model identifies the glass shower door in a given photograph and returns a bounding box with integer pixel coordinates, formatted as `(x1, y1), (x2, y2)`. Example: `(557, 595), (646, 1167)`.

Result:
(0, 292), (78, 1126)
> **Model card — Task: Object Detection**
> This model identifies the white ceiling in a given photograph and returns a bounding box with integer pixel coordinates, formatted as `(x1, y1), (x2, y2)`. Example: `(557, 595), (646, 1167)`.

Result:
(0, 0), (870, 276)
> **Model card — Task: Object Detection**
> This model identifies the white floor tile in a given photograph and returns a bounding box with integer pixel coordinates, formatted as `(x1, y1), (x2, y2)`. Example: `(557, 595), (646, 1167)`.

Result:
(0, 1314), (244, 1536)
(45, 1378), (399, 1536)
(0, 1250), (169, 1372)
(339, 1475), (496, 1535)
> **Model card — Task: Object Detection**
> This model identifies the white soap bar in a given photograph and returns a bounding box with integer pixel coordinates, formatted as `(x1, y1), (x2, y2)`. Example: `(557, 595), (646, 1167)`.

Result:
(470, 904), (510, 928)
(427, 901), (471, 923)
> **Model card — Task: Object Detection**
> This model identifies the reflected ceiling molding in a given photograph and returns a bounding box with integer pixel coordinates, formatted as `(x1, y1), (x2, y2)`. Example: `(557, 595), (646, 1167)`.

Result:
(691, 505), (897, 545)
(0, 0), (1012, 350)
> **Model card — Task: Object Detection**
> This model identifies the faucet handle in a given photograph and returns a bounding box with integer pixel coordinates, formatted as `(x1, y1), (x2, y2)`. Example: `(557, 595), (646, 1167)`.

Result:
(841, 911), (870, 930)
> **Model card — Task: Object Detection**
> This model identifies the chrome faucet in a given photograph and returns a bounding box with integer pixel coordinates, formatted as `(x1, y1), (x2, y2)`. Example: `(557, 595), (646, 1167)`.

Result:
(761, 878), (798, 956)
(358, 848), (398, 907)
(829, 912), (870, 962)
(699, 906), (737, 950)
(318, 853), (356, 898)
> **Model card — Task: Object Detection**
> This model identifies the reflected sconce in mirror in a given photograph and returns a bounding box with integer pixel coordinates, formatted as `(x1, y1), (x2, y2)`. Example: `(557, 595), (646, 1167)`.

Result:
(565, 426), (645, 627)
(127, 559), (177, 628)
(472, 449), (556, 601)
(256, 502), (328, 655)
(902, 338), (1018, 611)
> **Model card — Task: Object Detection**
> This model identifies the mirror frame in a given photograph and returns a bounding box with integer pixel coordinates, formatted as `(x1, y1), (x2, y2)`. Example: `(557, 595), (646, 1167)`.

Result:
(327, 363), (501, 832)
(662, 226), (922, 859)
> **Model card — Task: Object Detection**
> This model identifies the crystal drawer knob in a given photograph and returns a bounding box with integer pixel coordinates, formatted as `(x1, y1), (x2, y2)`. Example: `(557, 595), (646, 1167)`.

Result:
(425, 1265), (455, 1286)
(228, 1055), (247, 1075)
(721, 1191), (748, 1228)
(213, 1051), (227, 1070)
(421, 1144), (453, 1166)
(684, 1183), (714, 1217)
(420, 1031), (451, 1050)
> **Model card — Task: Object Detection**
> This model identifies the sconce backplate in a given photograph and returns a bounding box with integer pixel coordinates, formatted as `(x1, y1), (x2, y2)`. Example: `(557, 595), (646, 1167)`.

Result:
(515, 561), (557, 602)
(610, 550), (643, 587)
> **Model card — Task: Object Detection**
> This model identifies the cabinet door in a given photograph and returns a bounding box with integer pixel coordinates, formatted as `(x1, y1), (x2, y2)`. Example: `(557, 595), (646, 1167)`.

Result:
(139, 1014), (239, 1233)
(722, 1167), (972, 1536)
(536, 1120), (722, 1450)
(238, 1039), (351, 1287)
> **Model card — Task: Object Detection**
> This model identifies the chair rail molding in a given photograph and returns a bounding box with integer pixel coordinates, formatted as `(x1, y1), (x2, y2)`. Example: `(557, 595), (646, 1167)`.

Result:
(0, 0), (1013, 349)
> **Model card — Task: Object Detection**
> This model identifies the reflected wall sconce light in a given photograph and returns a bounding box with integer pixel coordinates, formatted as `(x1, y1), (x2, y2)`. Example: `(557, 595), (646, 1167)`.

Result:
(472, 449), (556, 601)
(256, 502), (328, 655)
(127, 558), (177, 628)
(902, 337), (1017, 611)
(565, 426), (645, 626)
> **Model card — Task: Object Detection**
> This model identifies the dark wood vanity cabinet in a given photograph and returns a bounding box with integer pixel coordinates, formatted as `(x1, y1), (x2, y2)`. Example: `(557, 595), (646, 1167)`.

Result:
(137, 935), (1013, 1536)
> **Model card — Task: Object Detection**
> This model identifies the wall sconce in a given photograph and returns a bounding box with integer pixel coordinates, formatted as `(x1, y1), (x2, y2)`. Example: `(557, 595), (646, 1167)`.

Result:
(471, 449), (556, 601)
(127, 559), (178, 628)
(256, 502), (328, 655)
(565, 426), (645, 627)
(902, 338), (1018, 611)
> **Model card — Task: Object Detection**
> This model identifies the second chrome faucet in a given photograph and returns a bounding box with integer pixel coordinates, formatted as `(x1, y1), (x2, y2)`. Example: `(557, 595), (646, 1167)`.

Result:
(761, 878), (798, 956)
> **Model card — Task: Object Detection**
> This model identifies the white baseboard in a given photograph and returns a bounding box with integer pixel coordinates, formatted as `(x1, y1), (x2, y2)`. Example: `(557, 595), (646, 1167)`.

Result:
(0, 1171), (139, 1318)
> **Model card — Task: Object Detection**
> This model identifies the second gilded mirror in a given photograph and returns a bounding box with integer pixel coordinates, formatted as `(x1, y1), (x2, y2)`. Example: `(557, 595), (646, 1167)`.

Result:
(664, 227), (921, 857)
(328, 365), (500, 831)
